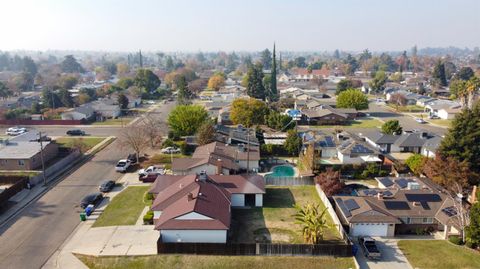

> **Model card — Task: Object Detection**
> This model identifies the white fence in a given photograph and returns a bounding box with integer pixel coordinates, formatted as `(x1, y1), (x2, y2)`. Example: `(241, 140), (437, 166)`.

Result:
(315, 184), (349, 241)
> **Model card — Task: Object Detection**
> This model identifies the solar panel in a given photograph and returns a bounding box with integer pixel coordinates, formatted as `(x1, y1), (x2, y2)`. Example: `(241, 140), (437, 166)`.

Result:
(325, 136), (335, 147)
(384, 201), (410, 210)
(442, 206), (457, 217)
(383, 190), (393, 197)
(379, 178), (394, 187)
(363, 189), (378, 196)
(336, 198), (351, 217)
(405, 194), (442, 202)
(420, 201), (430, 210)
(344, 199), (360, 211)
(396, 178), (409, 188)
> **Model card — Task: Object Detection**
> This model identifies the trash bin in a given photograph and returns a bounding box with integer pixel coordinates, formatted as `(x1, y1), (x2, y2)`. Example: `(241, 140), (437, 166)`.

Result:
(85, 205), (94, 216)
(80, 212), (86, 221)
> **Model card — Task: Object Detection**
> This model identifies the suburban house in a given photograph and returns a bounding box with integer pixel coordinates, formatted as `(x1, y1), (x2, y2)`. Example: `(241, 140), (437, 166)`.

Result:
(301, 109), (348, 125)
(172, 141), (261, 175)
(90, 99), (121, 120)
(424, 100), (462, 119)
(217, 106), (232, 125)
(215, 125), (260, 146)
(360, 130), (442, 155)
(333, 176), (459, 238)
(149, 172), (265, 243)
(60, 105), (95, 121)
(336, 138), (381, 164)
(0, 132), (58, 170)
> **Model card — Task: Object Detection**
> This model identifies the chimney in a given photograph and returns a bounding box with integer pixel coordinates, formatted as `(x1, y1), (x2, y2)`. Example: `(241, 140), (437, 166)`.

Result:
(187, 193), (194, 201)
(377, 192), (384, 200)
(216, 158), (223, 175)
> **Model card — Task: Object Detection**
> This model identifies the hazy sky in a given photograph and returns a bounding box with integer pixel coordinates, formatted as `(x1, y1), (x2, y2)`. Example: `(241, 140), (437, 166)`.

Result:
(1, 0), (479, 52)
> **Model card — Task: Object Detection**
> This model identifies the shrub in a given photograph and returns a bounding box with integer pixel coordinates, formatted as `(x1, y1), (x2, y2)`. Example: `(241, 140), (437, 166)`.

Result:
(162, 138), (176, 148)
(144, 192), (154, 201)
(143, 210), (154, 225)
(167, 131), (180, 141)
(449, 235), (463, 245)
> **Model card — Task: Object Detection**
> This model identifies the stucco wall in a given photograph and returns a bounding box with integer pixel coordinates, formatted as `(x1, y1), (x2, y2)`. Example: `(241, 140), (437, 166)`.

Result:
(160, 229), (227, 243)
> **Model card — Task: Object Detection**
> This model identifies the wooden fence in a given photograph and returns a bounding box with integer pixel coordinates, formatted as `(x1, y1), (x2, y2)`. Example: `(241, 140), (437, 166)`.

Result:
(0, 176), (28, 205)
(157, 237), (352, 257)
(0, 119), (83, 125)
(265, 176), (314, 186)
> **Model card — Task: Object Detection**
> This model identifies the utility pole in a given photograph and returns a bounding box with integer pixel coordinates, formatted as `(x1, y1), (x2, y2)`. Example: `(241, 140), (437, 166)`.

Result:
(246, 127), (250, 176)
(39, 132), (47, 186)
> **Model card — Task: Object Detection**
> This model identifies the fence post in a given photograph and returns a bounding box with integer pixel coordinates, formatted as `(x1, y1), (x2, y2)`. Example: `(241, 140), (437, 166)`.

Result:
(255, 243), (259, 255)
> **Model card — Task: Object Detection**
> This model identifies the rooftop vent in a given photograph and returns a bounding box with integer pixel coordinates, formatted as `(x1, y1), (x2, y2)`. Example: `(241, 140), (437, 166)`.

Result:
(198, 171), (207, 182)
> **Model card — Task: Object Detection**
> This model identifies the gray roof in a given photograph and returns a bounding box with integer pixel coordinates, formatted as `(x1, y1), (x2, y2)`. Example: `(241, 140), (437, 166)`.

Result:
(0, 141), (51, 159)
(394, 133), (427, 147)
(363, 131), (399, 144)
(422, 136), (442, 152)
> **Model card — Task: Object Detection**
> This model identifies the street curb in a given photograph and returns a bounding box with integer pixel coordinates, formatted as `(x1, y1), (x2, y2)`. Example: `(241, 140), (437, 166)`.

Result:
(0, 136), (116, 228)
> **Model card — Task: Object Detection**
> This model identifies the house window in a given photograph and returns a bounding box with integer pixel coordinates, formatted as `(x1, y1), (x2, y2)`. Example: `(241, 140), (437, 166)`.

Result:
(423, 218), (434, 224)
(18, 160), (25, 166)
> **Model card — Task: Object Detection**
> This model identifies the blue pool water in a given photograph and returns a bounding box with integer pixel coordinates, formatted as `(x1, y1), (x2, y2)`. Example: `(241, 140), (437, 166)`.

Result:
(266, 165), (295, 178)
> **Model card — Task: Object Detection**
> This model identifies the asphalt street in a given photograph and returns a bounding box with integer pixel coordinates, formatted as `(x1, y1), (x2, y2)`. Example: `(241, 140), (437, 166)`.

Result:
(0, 101), (175, 269)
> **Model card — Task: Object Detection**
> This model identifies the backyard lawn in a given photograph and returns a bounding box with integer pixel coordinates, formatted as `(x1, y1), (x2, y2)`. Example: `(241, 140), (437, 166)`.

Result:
(93, 186), (151, 227)
(55, 137), (105, 152)
(231, 186), (341, 244)
(91, 117), (135, 126)
(398, 240), (480, 269)
(308, 118), (383, 129)
(77, 254), (355, 269)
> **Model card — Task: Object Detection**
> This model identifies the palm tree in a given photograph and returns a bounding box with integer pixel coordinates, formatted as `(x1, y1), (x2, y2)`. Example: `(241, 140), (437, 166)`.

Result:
(465, 76), (480, 109)
(293, 203), (330, 244)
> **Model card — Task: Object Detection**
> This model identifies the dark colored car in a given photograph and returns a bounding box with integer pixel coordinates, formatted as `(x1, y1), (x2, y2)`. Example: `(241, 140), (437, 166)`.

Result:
(139, 173), (158, 183)
(99, 180), (115, 192)
(80, 192), (104, 209)
(127, 153), (137, 164)
(66, 129), (85, 136)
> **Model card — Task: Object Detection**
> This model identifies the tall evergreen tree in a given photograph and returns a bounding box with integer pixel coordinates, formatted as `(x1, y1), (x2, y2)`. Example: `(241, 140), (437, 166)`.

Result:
(246, 64), (265, 100)
(432, 60), (447, 87)
(176, 75), (193, 105)
(269, 43), (278, 102)
(139, 50), (143, 68)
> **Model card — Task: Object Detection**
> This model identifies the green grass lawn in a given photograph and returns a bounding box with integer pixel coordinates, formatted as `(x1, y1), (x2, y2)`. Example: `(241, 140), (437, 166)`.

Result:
(55, 137), (105, 151)
(231, 186), (341, 244)
(427, 119), (452, 128)
(398, 240), (480, 269)
(93, 186), (151, 227)
(91, 117), (134, 126)
(387, 104), (425, 113)
(76, 254), (355, 269)
(309, 118), (383, 129)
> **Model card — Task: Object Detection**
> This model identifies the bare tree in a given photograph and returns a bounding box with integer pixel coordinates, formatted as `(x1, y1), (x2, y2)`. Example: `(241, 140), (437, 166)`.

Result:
(141, 113), (163, 148)
(119, 125), (149, 163)
(389, 93), (407, 111)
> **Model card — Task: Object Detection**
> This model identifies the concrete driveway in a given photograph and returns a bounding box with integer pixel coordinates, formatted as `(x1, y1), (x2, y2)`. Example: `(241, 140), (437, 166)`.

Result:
(355, 238), (413, 269)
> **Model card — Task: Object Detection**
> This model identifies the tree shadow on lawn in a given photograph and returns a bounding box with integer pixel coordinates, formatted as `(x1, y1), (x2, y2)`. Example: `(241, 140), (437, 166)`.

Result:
(263, 188), (295, 208)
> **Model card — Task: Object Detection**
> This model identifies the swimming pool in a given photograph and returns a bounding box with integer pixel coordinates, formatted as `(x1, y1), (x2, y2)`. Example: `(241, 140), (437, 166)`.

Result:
(266, 165), (295, 178)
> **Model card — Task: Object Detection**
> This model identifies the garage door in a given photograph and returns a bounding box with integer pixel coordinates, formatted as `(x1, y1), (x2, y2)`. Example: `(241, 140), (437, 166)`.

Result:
(351, 223), (389, 237)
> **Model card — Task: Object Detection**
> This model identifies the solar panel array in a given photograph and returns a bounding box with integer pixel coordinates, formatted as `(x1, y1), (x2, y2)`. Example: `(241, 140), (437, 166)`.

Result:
(405, 194), (441, 202)
(324, 136), (336, 147)
(384, 201), (411, 210)
(363, 189), (378, 196)
(344, 199), (360, 211)
(336, 198), (351, 217)
(351, 144), (374, 154)
(383, 190), (393, 197)
(395, 178), (410, 188)
(420, 201), (430, 210)
(379, 178), (394, 187)
(442, 206), (457, 217)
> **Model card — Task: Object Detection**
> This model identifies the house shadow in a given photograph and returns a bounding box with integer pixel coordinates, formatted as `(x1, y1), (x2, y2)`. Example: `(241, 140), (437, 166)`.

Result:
(368, 111), (401, 118)
(229, 188), (295, 244)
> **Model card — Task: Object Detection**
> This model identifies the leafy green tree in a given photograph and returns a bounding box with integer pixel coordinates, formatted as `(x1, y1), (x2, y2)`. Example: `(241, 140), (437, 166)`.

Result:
(369, 71), (387, 93)
(266, 111), (293, 131)
(196, 121), (216, 146)
(432, 60), (447, 87)
(61, 55), (84, 73)
(22, 56), (37, 76)
(336, 89), (369, 110)
(381, 120), (402, 135)
(0, 81), (13, 99)
(294, 57), (307, 68)
(58, 89), (74, 107)
(134, 69), (161, 93)
(269, 43), (278, 102)
(59, 75), (78, 89)
(260, 48), (272, 70)
(466, 202), (480, 248)
(14, 72), (34, 91)
(438, 102), (480, 178)
(336, 79), (361, 95)
(230, 98), (268, 127)
(117, 93), (129, 111)
(455, 67), (475, 81)
(293, 203), (329, 244)
(176, 75), (193, 105)
(284, 130), (302, 156)
(246, 64), (266, 100)
(405, 154), (426, 175)
(117, 77), (135, 90)
(31, 101), (42, 114)
(168, 105), (208, 136)
(41, 89), (62, 108)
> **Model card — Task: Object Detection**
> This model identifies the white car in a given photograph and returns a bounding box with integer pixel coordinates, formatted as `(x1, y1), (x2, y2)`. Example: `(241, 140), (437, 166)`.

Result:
(115, 159), (131, 172)
(6, 127), (27, 136)
(415, 118), (427, 124)
(137, 165), (165, 177)
(161, 147), (181, 154)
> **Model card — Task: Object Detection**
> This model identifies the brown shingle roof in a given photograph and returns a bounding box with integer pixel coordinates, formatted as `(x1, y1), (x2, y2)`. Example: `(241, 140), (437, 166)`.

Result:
(193, 141), (260, 161)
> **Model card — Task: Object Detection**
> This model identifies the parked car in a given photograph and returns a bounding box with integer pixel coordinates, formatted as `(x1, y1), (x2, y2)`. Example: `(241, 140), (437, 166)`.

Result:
(127, 153), (137, 164)
(80, 192), (104, 209)
(99, 180), (115, 192)
(415, 117), (427, 124)
(115, 159), (131, 172)
(139, 173), (158, 183)
(6, 126), (27, 136)
(66, 129), (86, 136)
(428, 114), (439, 119)
(137, 165), (165, 177)
(359, 236), (381, 260)
(161, 147), (181, 154)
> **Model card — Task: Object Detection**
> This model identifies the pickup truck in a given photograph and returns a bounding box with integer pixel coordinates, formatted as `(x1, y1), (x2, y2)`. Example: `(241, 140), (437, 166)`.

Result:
(115, 159), (131, 173)
(359, 236), (381, 260)
(137, 165), (165, 177)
